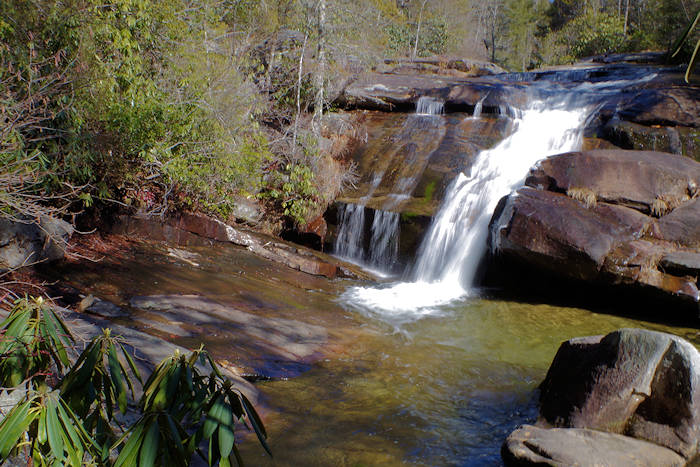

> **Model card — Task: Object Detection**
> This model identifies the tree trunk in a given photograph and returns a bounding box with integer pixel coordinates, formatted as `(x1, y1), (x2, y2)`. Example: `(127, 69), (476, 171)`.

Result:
(412, 0), (429, 61)
(624, 0), (630, 34)
(313, 0), (326, 137)
(293, 34), (308, 153)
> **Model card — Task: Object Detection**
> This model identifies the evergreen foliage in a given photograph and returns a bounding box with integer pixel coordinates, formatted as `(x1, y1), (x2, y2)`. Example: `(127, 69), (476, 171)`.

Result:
(1, 0), (698, 232)
(0, 296), (269, 466)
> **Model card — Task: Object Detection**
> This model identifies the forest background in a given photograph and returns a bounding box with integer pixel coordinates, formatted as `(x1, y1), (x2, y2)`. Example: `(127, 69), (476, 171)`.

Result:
(1, 0), (698, 233)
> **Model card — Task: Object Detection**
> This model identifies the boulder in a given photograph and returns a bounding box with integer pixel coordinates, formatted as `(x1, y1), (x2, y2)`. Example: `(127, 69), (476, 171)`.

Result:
(231, 198), (263, 224)
(655, 198), (700, 248)
(602, 119), (700, 162)
(0, 215), (73, 270)
(503, 425), (685, 467)
(536, 329), (700, 459)
(491, 188), (650, 281)
(526, 150), (700, 215)
(491, 150), (700, 305)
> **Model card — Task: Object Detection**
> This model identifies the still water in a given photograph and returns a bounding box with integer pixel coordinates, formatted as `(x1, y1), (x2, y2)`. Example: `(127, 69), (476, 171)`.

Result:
(47, 241), (700, 466)
(242, 295), (700, 466)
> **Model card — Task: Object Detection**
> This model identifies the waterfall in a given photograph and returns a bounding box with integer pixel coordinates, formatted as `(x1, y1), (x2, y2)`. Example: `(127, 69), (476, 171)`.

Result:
(333, 104), (447, 273)
(472, 94), (488, 118)
(334, 203), (366, 261)
(412, 102), (587, 286)
(368, 210), (400, 271)
(343, 99), (589, 318)
(416, 96), (445, 116)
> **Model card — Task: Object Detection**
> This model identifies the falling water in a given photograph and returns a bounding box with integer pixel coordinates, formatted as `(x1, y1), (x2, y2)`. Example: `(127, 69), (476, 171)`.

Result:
(368, 210), (400, 271)
(343, 99), (589, 320)
(412, 102), (586, 285)
(416, 96), (445, 116)
(334, 203), (366, 261)
(472, 94), (488, 118)
(333, 102), (447, 273)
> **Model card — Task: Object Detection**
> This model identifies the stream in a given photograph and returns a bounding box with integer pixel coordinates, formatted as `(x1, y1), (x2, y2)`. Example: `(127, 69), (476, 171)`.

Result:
(45, 240), (700, 466)
(41, 64), (700, 465)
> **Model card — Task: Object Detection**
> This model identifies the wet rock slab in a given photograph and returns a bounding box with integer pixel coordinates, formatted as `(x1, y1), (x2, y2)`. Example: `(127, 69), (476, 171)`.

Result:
(129, 294), (327, 378)
(113, 212), (373, 280)
(503, 425), (685, 467)
(0, 305), (259, 404)
(502, 328), (700, 466)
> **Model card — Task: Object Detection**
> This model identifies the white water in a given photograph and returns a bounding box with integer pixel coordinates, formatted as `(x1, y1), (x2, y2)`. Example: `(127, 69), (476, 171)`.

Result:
(416, 96), (445, 116)
(334, 203), (366, 260)
(472, 94), (488, 118)
(368, 210), (400, 270)
(334, 102), (446, 273)
(344, 100), (589, 320)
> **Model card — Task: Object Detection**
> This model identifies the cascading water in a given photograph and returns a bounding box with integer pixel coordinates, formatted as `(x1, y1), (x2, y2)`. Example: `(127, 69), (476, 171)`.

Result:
(472, 94), (488, 118)
(333, 98), (447, 274)
(416, 96), (445, 116)
(334, 203), (367, 260)
(368, 210), (400, 270)
(343, 98), (590, 322)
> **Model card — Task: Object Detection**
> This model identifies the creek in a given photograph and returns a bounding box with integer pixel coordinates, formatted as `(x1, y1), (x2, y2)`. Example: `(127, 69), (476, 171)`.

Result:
(43, 64), (700, 465)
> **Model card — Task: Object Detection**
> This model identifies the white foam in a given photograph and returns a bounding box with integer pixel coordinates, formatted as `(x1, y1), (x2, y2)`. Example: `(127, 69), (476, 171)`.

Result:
(342, 279), (467, 323)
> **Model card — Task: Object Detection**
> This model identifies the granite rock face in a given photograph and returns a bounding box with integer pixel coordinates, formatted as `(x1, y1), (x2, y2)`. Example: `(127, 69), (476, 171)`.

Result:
(113, 213), (373, 280)
(502, 328), (700, 466)
(490, 150), (700, 306)
(0, 215), (73, 270)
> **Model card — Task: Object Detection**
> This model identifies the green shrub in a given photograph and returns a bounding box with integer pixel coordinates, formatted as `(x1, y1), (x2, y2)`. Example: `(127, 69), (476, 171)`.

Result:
(0, 297), (270, 466)
(0, 297), (73, 388)
(387, 18), (448, 57)
(568, 11), (629, 58)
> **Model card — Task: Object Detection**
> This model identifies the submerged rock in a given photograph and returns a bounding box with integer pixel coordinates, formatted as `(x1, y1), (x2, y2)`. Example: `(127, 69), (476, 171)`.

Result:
(490, 149), (700, 306)
(502, 328), (700, 466)
(129, 294), (328, 378)
(503, 425), (685, 467)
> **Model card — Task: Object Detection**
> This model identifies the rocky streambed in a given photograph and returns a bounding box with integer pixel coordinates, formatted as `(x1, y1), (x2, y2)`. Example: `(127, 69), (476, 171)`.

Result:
(4, 55), (700, 465)
(29, 231), (700, 465)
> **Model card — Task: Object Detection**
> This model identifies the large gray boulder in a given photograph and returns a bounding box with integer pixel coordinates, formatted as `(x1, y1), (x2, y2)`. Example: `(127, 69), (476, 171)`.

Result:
(0, 215), (73, 270)
(502, 329), (700, 466)
(538, 329), (700, 458)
